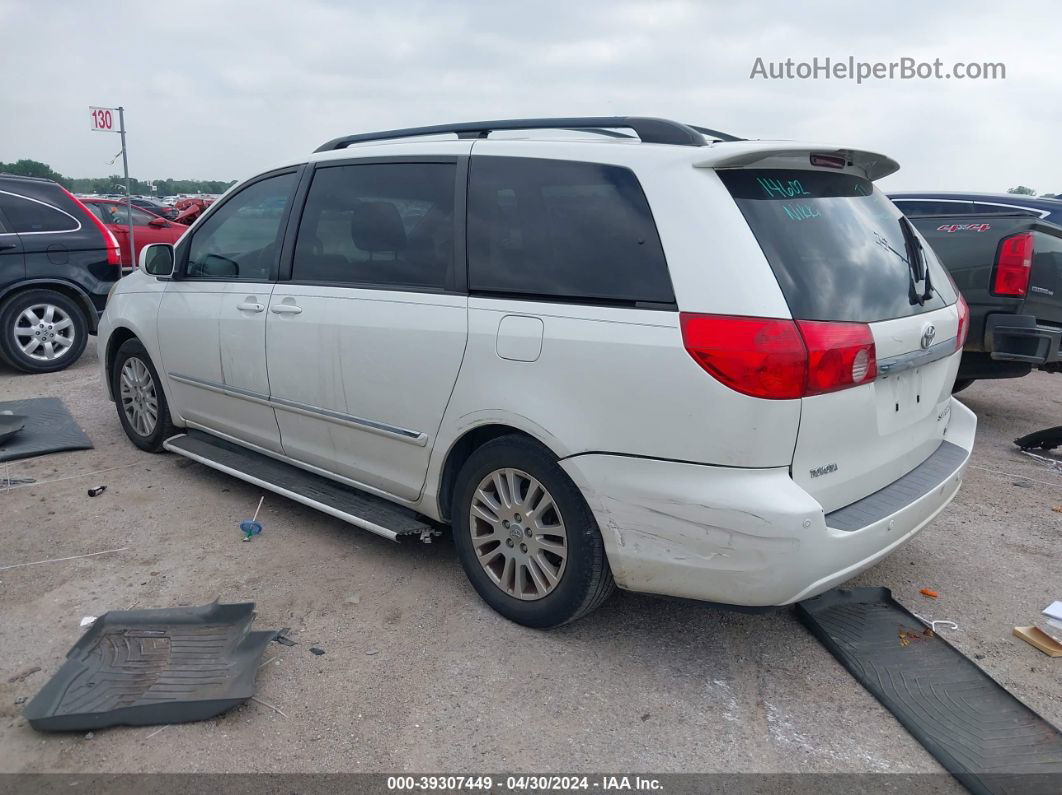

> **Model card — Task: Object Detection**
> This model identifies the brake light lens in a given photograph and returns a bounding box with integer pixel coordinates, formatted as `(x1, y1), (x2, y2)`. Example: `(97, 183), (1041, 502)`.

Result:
(809, 153), (847, 169)
(993, 232), (1033, 297)
(955, 294), (969, 351)
(797, 320), (877, 395)
(61, 188), (122, 266)
(680, 314), (877, 399)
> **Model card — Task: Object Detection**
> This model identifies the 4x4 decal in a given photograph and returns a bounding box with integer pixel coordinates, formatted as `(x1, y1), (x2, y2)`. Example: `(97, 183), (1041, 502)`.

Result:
(937, 223), (991, 233)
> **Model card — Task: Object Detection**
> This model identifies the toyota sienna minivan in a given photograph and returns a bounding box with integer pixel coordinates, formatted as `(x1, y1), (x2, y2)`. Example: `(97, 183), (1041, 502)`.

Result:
(98, 117), (975, 627)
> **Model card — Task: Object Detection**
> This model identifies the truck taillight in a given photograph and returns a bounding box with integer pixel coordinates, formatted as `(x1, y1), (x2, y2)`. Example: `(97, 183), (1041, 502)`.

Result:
(61, 188), (122, 266)
(679, 314), (877, 400)
(955, 294), (969, 351)
(992, 232), (1033, 297)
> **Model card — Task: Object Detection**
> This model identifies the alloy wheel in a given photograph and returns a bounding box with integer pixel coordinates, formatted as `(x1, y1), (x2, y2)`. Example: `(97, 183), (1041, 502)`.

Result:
(469, 467), (568, 600)
(119, 357), (159, 437)
(13, 303), (76, 362)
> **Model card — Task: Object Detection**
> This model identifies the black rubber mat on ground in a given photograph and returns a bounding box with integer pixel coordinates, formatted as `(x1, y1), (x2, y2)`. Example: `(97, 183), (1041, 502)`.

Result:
(796, 587), (1062, 795)
(0, 397), (92, 462)
(24, 602), (275, 731)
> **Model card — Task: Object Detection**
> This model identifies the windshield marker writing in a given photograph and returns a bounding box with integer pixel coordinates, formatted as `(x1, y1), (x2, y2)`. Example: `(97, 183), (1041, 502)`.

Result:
(757, 177), (811, 199)
(782, 203), (821, 222)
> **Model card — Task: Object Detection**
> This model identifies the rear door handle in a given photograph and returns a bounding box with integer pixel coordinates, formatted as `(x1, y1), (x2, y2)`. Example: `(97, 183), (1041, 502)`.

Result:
(270, 303), (302, 315)
(237, 301), (265, 313)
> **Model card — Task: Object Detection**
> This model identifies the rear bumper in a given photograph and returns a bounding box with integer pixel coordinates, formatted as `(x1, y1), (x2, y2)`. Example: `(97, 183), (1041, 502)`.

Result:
(560, 398), (976, 607)
(986, 313), (1062, 364)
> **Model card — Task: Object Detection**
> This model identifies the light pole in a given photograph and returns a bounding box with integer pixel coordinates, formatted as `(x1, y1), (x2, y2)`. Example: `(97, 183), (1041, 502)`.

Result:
(118, 107), (134, 268)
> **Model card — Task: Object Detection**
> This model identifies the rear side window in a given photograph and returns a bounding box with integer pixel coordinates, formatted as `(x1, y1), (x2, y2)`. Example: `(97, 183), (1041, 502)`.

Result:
(893, 199), (973, 216)
(969, 202), (1042, 217)
(720, 170), (953, 323)
(109, 204), (158, 226)
(83, 202), (109, 222)
(468, 157), (673, 305)
(0, 192), (80, 233)
(89, 202), (156, 226)
(292, 163), (455, 289)
(186, 173), (296, 280)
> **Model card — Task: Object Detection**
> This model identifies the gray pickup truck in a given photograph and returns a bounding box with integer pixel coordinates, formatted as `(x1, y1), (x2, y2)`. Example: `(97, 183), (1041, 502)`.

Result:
(903, 213), (1062, 391)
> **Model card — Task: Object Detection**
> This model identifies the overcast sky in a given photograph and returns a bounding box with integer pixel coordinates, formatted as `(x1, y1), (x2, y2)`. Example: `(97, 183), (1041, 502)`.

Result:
(2, 0), (1059, 193)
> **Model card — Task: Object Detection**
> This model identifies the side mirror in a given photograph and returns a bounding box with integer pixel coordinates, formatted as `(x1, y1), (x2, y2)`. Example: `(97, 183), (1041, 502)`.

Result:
(140, 243), (175, 276)
(147, 217), (167, 228)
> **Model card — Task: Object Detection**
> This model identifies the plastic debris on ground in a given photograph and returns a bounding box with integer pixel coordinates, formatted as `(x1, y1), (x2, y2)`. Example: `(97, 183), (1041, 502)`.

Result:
(240, 496), (265, 541)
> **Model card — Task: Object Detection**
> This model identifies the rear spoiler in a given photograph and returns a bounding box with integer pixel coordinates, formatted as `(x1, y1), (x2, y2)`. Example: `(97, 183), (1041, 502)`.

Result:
(694, 142), (900, 181)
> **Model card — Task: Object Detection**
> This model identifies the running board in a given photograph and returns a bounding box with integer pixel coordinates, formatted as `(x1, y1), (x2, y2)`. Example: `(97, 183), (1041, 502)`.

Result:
(163, 430), (435, 542)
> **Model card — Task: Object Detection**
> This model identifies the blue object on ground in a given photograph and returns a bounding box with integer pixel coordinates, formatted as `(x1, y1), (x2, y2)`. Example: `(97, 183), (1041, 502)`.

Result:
(240, 496), (265, 541)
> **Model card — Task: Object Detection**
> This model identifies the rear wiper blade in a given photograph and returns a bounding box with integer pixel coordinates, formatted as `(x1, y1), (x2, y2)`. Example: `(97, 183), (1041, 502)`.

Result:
(899, 217), (934, 305)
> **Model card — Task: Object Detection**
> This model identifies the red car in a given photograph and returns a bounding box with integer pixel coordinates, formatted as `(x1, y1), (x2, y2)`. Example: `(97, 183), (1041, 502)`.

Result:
(80, 199), (185, 267)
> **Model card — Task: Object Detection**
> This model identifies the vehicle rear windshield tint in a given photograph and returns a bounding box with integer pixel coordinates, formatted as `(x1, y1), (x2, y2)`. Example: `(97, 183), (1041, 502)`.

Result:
(718, 169), (954, 322)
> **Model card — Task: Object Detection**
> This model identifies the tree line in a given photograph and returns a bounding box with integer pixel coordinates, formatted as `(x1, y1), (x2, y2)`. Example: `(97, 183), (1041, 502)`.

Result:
(1007, 186), (1059, 199)
(0, 158), (235, 196)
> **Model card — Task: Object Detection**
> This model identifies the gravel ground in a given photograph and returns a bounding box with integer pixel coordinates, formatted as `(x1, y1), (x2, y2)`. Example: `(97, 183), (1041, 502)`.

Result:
(0, 347), (1059, 777)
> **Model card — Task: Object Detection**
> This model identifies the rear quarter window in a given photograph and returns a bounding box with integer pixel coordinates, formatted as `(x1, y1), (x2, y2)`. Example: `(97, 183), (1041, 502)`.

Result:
(0, 191), (80, 233)
(468, 157), (674, 305)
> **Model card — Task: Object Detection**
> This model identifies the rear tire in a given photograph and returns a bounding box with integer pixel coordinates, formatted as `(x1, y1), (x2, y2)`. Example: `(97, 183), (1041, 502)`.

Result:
(451, 435), (614, 628)
(111, 338), (175, 452)
(952, 378), (975, 394)
(0, 289), (88, 373)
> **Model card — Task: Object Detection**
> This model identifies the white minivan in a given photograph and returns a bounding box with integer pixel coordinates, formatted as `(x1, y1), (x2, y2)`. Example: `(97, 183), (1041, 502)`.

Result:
(98, 117), (975, 627)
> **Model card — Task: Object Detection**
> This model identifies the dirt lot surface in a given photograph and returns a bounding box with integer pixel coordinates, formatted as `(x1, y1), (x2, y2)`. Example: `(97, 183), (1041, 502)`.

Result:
(1, 347), (1059, 777)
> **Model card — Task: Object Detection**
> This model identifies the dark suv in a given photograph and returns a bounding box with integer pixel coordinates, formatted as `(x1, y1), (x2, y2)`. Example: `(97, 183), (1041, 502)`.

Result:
(0, 174), (123, 373)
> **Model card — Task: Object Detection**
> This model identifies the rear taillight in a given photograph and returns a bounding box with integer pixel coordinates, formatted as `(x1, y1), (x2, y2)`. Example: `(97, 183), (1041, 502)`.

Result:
(992, 232), (1033, 297)
(797, 320), (877, 395)
(680, 315), (806, 399)
(955, 294), (970, 351)
(680, 313), (877, 400)
(61, 188), (122, 266)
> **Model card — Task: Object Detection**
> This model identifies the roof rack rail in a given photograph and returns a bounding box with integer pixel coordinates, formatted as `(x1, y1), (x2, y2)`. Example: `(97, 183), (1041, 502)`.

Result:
(0, 172), (57, 184)
(314, 116), (743, 152)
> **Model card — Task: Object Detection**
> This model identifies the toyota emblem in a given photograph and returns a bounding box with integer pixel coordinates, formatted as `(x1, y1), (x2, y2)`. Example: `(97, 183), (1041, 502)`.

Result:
(920, 324), (936, 350)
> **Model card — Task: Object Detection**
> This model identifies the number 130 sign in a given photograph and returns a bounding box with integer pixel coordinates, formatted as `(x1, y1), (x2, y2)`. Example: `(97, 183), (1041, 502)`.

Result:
(90, 107), (119, 132)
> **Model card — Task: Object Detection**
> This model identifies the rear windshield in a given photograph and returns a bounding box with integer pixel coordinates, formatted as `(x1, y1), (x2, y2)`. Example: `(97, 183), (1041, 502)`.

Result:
(719, 169), (954, 322)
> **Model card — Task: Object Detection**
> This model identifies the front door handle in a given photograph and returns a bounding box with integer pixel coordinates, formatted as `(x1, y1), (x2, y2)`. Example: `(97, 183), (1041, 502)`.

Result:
(0, 243), (17, 252)
(237, 301), (265, 313)
(270, 303), (303, 315)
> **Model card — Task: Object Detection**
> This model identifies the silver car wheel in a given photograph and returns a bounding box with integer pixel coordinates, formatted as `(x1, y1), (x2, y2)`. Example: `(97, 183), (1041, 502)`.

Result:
(119, 357), (159, 437)
(13, 303), (76, 362)
(469, 467), (568, 601)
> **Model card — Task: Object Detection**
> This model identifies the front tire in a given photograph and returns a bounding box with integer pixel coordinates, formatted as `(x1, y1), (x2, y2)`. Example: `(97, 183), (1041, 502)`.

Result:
(111, 338), (175, 452)
(0, 289), (88, 373)
(452, 436), (614, 628)
(952, 378), (975, 394)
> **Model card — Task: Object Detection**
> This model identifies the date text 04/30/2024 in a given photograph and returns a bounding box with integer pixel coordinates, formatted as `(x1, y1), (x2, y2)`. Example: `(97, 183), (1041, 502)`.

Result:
(386, 775), (664, 791)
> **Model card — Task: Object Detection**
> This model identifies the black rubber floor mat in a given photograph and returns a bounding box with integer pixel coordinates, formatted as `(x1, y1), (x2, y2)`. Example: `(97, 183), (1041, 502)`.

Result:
(796, 587), (1062, 795)
(0, 397), (92, 462)
(1015, 425), (1062, 451)
(24, 602), (275, 731)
